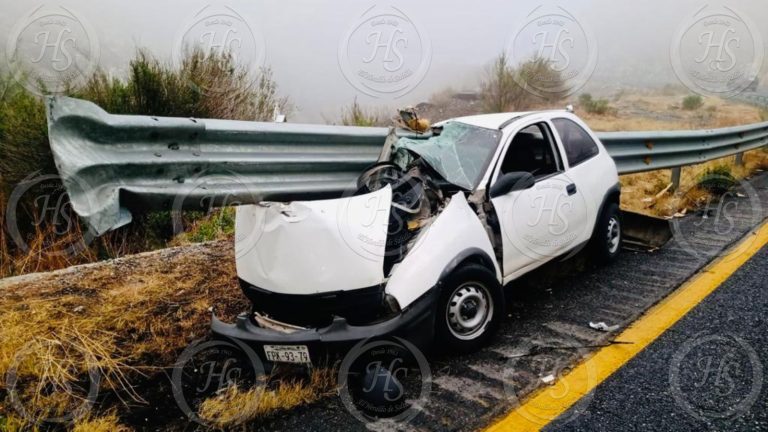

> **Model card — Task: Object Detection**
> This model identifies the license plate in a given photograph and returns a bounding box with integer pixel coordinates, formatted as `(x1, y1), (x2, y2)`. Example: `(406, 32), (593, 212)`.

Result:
(263, 345), (311, 364)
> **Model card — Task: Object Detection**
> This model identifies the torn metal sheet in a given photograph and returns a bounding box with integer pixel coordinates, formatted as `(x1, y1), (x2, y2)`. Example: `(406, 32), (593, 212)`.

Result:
(620, 210), (673, 250)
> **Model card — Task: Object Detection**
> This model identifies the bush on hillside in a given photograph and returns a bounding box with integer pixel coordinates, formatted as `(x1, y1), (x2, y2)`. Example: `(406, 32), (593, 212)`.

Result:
(480, 53), (567, 113)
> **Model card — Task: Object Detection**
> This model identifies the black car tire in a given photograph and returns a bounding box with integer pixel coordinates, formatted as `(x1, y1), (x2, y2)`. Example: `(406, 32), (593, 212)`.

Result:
(435, 264), (504, 354)
(591, 202), (622, 264)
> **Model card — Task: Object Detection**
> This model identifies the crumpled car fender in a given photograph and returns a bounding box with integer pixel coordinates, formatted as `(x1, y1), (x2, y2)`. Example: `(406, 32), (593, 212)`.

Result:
(385, 192), (501, 309)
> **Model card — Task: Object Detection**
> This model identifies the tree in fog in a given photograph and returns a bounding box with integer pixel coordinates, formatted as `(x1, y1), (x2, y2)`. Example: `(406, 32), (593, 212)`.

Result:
(480, 53), (566, 112)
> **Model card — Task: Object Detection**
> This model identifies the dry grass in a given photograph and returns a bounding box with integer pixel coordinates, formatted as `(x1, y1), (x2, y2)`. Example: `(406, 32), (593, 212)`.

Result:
(0, 415), (30, 432)
(0, 413), (132, 432)
(0, 239), (335, 430)
(576, 89), (768, 216)
(71, 413), (132, 432)
(0, 195), (170, 279)
(198, 368), (336, 429)
(337, 98), (391, 127)
(579, 92), (763, 132)
(619, 150), (768, 217)
(0, 204), (236, 279)
(0, 220), (99, 278)
(0, 240), (248, 429)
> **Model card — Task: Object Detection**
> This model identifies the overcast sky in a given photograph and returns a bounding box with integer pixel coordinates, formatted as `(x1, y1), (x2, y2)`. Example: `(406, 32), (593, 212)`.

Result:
(2, 0), (767, 121)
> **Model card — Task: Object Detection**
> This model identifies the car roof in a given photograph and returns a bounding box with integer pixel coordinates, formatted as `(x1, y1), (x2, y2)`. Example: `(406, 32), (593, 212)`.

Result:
(442, 110), (569, 130)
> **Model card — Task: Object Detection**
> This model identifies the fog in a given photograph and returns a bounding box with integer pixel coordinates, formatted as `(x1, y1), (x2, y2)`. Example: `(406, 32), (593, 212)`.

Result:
(2, 0), (766, 122)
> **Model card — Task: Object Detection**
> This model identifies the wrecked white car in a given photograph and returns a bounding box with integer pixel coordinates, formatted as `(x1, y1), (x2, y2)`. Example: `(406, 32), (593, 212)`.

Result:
(212, 111), (622, 361)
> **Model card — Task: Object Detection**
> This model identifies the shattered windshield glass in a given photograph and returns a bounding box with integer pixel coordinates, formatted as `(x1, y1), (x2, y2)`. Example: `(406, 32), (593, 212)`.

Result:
(394, 122), (501, 190)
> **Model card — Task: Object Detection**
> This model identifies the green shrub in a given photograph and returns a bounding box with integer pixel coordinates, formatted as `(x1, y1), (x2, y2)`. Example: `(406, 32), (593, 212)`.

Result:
(578, 93), (593, 106)
(0, 75), (52, 190)
(191, 208), (235, 243)
(339, 98), (385, 126)
(480, 54), (567, 113)
(682, 94), (704, 110)
(697, 165), (736, 194)
(579, 93), (615, 115)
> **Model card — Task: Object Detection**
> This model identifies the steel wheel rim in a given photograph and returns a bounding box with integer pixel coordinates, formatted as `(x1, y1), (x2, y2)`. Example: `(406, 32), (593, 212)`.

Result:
(445, 282), (493, 340)
(607, 217), (621, 254)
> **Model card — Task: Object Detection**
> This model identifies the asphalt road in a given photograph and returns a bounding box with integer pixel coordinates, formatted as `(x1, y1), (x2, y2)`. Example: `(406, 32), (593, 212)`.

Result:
(545, 245), (768, 432)
(252, 174), (768, 432)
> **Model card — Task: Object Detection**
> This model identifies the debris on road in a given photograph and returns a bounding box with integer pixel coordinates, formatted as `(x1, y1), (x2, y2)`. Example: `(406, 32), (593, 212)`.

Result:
(655, 183), (673, 199)
(589, 321), (620, 332)
(620, 210), (673, 249)
(541, 374), (556, 385)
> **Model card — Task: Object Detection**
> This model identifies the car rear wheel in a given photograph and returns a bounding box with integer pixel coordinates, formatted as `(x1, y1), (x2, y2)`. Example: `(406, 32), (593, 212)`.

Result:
(435, 264), (504, 353)
(591, 202), (622, 264)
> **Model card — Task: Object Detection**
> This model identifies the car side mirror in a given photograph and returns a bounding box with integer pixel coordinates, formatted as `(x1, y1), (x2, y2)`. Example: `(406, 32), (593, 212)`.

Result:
(489, 172), (535, 198)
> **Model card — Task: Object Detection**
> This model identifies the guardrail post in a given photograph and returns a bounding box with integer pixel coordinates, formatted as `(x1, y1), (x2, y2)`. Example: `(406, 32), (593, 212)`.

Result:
(735, 152), (744, 166)
(671, 167), (681, 191)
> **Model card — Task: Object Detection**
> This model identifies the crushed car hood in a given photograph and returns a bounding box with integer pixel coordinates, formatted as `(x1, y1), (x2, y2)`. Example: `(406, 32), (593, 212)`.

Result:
(235, 186), (392, 295)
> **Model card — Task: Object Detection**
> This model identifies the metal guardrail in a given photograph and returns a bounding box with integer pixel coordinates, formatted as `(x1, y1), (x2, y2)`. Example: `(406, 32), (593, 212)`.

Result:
(46, 97), (768, 234)
(736, 92), (768, 108)
(600, 121), (768, 174)
(47, 97), (387, 234)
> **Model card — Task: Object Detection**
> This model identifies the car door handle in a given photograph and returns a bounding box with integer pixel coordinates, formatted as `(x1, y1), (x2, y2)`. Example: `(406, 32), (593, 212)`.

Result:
(566, 183), (577, 195)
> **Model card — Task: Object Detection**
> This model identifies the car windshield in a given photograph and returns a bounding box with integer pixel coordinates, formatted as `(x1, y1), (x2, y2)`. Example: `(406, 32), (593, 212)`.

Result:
(393, 122), (501, 190)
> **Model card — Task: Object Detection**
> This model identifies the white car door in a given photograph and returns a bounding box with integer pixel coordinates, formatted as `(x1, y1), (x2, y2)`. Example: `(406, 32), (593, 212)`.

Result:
(550, 116), (608, 244)
(490, 120), (590, 282)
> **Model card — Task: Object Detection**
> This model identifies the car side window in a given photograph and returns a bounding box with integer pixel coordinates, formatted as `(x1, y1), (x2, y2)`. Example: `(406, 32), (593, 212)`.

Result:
(499, 122), (562, 180)
(552, 118), (599, 167)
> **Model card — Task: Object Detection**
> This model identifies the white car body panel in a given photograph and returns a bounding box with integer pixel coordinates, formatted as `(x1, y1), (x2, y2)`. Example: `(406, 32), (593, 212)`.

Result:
(491, 170), (589, 280)
(488, 113), (615, 284)
(550, 114), (619, 237)
(385, 192), (501, 309)
(443, 112), (537, 130)
(235, 186), (391, 295)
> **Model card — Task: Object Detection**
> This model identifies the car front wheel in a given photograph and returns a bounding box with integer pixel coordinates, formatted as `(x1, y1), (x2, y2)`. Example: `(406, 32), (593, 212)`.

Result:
(435, 264), (504, 354)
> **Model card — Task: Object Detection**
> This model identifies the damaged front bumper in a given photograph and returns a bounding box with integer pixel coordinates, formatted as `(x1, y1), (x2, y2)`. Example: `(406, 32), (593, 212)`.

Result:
(210, 288), (438, 364)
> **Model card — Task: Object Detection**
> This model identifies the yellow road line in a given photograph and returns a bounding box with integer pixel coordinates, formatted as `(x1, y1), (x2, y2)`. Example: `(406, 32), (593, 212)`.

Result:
(486, 220), (768, 432)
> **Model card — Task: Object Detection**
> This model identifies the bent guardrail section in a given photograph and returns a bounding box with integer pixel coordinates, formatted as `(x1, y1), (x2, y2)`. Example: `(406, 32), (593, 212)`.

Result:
(47, 97), (387, 234)
(46, 96), (768, 234)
